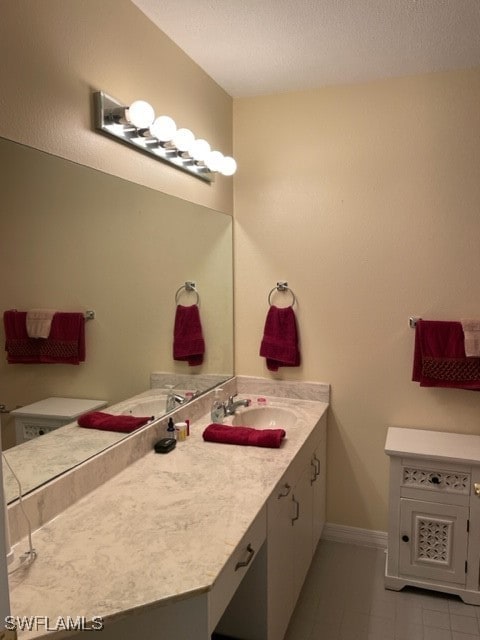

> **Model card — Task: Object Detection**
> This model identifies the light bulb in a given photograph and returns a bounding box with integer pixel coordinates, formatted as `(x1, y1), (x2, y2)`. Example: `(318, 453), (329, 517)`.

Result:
(188, 138), (211, 162)
(219, 156), (237, 176)
(172, 128), (195, 152)
(205, 150), (224, 172)
(149, 115), (177, 142)
(125, 100), (155, 129)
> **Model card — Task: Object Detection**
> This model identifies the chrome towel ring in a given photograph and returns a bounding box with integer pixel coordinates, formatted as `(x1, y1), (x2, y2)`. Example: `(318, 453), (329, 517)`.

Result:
(175, 281), (200, 305)
(268, 281), (296, 307)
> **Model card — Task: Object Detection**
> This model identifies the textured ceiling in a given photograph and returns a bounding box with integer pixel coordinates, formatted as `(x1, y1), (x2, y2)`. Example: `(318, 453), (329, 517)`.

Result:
(132, 0), (480, 97)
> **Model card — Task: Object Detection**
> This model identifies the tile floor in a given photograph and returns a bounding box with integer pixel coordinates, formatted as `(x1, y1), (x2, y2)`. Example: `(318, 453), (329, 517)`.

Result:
(284, 540), (480, 640)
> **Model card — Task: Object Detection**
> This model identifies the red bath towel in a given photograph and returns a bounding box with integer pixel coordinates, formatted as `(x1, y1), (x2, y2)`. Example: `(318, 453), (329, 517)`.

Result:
(202, 423), (286, 448)
(78, 412), (152, 433)
(173, 304), (205, 366)
(3, 309), (86, 364)
(412, 319), (480, 390)
(260, 305), (300, 371)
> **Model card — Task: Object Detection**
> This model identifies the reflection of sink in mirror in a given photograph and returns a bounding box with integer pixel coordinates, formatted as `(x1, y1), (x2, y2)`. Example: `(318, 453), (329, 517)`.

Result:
(120, 397), (168, 418)
(231, 406), (297, 429)
(114, 388), (196, 419)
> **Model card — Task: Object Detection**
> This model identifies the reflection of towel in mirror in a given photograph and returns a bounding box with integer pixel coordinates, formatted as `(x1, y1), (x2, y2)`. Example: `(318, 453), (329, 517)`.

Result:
(203, 423), (286, 448)
(78, 411), (152, 433)
(173, 304), (205, 366)
(260, 305), (300, 371)
(3, 309), (86, 364)
(26, 309), (57, 338)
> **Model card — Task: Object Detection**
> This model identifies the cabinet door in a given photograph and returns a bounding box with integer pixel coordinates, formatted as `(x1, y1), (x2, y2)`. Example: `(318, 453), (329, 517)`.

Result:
(311, 437), (326, 552)
(267, 482), (295, 640)
(292, 465), (313, 602)
(399, 498), (468, 585)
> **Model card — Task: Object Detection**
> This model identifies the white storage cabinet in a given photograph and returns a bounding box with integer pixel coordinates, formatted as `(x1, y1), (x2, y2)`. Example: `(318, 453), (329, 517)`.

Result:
(385, 426), (480, 605)
(11, 397), (107, 444)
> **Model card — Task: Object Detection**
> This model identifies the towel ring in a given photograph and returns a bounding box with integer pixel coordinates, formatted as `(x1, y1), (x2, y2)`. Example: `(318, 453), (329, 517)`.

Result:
(175, 281), (200, 306)
(268, 282), (296, 308)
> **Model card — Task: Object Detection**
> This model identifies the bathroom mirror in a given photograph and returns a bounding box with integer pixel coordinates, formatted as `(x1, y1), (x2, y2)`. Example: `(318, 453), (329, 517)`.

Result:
(0, 136), (233, 503)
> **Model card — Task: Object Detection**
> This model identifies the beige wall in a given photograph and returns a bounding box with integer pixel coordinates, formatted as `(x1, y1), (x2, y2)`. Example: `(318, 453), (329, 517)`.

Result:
(233, 67), (480, 531)
(0, 1), (233, 448)
(0, 0), (233, 214)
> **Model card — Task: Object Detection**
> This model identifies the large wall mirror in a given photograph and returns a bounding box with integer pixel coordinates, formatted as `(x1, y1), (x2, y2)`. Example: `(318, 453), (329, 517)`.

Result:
(0, 137), (233, 503)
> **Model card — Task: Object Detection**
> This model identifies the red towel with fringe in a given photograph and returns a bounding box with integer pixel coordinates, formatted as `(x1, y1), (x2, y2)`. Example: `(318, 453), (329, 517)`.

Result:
(203, 423), (286, 448)
(260, 305), (300, 371)
(3, 310), (85, 364)
(77, 412), (152, 433)
(173, 304), (205, 366)
(412, 319), (480, 390)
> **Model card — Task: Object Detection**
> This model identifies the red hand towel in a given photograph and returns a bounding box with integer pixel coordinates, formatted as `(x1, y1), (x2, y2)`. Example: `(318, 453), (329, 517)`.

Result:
(259, 305), (300, 371)
(3, 310), (85, 364)
(173, 304), (205, 366)
(202, 423), (286, 448)
(412, 319), (480, 390)
(77, 411), (152, 433)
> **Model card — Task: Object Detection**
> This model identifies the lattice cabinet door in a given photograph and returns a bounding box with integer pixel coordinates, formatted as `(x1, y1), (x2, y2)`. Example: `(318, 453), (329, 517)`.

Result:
(399, 498), (469, 585)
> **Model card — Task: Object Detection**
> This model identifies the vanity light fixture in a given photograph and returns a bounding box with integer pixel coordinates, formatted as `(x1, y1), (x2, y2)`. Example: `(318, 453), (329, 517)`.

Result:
(93, 91), (237, 183)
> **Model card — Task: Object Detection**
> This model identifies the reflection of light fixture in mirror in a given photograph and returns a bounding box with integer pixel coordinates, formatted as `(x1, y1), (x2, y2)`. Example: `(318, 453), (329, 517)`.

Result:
(93, 91), (237, 183)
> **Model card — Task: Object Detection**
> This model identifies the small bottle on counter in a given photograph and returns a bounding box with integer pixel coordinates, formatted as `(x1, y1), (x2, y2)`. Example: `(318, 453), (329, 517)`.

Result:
(166, 417), (176, 440)
(210, 388), (224, 423)
(175, 421), (187, 441)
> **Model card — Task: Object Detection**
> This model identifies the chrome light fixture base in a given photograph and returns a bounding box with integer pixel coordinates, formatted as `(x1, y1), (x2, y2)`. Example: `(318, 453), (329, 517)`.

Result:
(93, 91), (214, 183)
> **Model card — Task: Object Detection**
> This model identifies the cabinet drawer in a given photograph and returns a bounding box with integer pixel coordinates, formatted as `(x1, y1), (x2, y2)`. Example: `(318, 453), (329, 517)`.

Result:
(401, 459), (471, 497)
(209, 506), (267, 633)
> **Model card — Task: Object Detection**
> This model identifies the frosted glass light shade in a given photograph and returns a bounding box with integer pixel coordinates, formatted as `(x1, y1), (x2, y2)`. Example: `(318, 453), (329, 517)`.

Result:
(205, 150), (224, 172)
(172, 128), (195, 152)
(188, 138), (211, 162)
(125, 100), (155, 128)
(220, 156), (237, 176)
(149, 115), (177, 142)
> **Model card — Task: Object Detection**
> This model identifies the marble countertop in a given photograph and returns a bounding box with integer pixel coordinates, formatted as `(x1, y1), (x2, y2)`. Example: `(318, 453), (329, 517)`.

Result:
(8, 395), (328, 638)
(385, 426), (480, 465)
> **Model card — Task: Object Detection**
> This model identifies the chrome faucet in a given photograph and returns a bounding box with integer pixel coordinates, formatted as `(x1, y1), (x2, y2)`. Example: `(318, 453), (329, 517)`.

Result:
(223, 395), (251, 416)
(166, 390), (198, 412)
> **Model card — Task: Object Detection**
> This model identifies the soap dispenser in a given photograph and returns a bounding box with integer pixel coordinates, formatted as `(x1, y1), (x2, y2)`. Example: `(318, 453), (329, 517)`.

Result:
(210, 389), (224, 424)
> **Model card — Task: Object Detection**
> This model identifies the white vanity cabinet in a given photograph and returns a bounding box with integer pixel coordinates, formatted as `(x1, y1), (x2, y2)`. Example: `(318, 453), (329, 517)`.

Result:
(216, 412), (327, 640)
(385, 427), (480, 605)
(267, 413), (327, 640)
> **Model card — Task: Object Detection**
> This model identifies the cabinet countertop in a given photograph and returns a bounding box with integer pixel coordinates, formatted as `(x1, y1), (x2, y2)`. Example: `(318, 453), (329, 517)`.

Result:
(8, 396), (328, 638)
(385, 426), (480, 465)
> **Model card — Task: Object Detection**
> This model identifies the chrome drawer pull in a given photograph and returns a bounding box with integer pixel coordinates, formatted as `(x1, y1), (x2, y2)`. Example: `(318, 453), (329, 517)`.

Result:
(291, 496), (300, 524)
(235, 543), (255, 571)
(474, 483), (480, 496)
(278, 483), (291, 498)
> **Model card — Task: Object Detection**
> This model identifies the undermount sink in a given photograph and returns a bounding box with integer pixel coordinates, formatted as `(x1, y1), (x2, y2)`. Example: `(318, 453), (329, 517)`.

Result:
(231, 406), (297, 429)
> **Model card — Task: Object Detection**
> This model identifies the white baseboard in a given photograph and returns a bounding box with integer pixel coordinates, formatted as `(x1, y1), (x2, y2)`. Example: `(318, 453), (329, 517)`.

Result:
(321, 522), (387, 549)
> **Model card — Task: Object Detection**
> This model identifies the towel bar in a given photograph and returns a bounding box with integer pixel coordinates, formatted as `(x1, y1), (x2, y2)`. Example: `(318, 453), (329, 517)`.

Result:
(268, 282), (296, 307)
(175, 281), (200, 305)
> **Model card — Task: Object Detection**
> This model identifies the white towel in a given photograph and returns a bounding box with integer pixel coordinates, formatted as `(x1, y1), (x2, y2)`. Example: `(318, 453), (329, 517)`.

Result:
(26, 309), (57, 338)
(461, 320), (480, 357)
